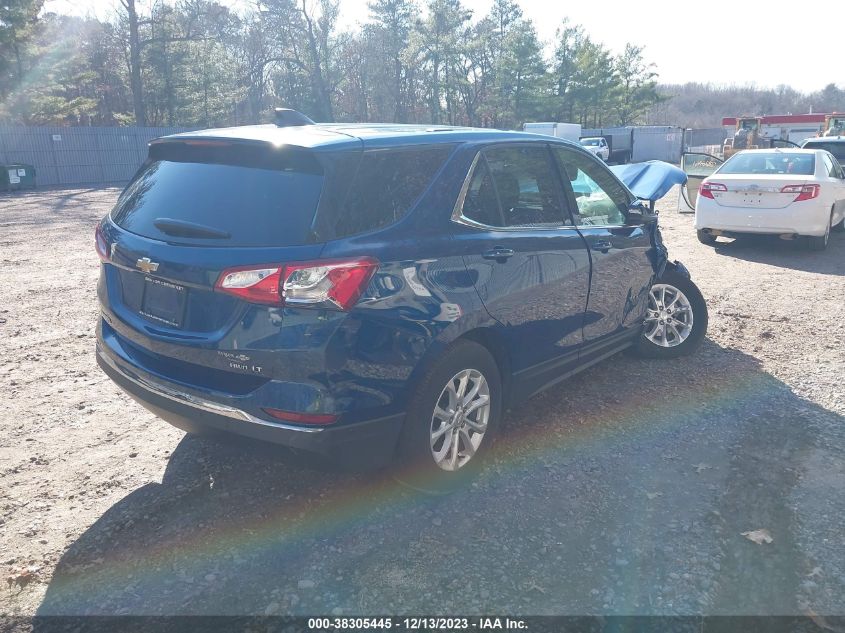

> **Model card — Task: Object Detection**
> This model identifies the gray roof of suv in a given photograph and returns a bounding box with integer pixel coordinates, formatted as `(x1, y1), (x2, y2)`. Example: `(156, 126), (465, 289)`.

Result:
(802, 136), (845, 145)
(160, 123), (573, 151)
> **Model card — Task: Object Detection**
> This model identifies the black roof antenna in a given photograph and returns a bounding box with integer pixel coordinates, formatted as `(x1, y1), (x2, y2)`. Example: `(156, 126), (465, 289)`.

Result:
(274, 108), (316, 127)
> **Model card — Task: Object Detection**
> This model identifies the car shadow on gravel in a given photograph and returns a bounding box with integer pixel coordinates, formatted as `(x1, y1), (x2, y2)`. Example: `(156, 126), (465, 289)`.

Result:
(36, 341), (844, 618)
(711, 231), (845, 275)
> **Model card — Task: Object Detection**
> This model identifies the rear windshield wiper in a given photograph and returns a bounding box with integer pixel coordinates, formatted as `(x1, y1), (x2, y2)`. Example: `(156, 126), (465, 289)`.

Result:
(153, 218), (231, 239)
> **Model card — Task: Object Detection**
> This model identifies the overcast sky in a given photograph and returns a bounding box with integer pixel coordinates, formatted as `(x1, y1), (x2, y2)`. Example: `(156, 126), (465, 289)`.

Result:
(43, 0), (838, 94)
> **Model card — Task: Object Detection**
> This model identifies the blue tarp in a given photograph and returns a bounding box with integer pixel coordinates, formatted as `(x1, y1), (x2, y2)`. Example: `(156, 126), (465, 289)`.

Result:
(609, 161), (687, 203)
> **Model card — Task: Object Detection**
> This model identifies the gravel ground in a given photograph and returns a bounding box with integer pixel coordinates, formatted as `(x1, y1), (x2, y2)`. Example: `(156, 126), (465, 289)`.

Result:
(0, 186), (843, 621)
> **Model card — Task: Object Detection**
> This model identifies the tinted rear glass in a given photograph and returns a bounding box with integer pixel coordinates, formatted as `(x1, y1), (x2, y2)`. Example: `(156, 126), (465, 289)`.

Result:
(802, 142), (845, 161)
(718, 152), (815, 175)
(112, 143), (323, 247)
(333, 146), (453, 238)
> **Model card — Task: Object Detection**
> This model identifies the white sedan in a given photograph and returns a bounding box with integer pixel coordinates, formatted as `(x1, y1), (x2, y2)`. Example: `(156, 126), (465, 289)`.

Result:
(694, 149), (845, 250)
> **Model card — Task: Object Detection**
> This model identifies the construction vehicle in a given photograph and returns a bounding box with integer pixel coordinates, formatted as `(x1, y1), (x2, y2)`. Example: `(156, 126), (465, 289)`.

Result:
(821, 113), (845, 137)
(723, 117), (764, 158)
(722, 113), (833, 147)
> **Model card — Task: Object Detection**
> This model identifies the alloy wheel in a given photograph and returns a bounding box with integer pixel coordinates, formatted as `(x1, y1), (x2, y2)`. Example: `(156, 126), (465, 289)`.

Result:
(644, 284), (694, 348)
(430, 369), (490, 471)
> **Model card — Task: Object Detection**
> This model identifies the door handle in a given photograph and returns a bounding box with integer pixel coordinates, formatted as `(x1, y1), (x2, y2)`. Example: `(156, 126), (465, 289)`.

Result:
(482, 247), (515, 262)
(591, 240), (612, 253)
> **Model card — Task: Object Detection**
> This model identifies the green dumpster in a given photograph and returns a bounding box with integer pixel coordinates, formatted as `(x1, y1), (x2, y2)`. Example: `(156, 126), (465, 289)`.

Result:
(1, 164), (36, 192)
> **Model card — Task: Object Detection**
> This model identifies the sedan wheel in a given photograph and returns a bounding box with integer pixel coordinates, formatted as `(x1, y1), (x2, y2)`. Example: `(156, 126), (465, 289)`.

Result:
(806, 211), (832, 251)
(696, 229), (717, 246)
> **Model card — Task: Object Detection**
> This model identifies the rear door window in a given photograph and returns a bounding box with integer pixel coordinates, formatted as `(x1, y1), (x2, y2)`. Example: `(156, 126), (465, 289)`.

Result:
(461, 159), (505, 227)
(482, 145), (569, 227)
(112, 143), (323, 247)
(334, 146), (453, 237)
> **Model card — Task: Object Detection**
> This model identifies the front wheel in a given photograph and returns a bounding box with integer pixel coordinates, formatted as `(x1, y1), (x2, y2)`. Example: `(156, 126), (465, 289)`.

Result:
(633, 270), (708, 359)
(394, 340), (502, 494)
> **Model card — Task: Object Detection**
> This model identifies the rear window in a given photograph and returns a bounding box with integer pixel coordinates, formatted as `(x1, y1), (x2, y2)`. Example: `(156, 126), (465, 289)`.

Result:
(802, 141), (845, 162)
(332, 146), (453, 238)
(718, 152), (815, 175)
(111, 143), (324, 247)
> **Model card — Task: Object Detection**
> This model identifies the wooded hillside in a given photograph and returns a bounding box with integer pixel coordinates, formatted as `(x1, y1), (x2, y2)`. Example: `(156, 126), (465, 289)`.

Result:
(1, 0), (842, 129)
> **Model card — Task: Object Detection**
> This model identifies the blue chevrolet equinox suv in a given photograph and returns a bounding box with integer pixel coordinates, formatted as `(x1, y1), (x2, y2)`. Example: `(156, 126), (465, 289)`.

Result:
(96, 114), (707, 490)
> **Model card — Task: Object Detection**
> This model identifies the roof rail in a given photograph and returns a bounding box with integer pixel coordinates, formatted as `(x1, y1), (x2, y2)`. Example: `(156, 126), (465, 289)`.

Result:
(274, 108), (315, 127)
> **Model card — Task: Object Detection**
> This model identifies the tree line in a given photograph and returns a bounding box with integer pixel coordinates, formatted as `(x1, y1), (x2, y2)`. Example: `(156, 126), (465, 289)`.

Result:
(0, 0), (664, 129)
(1, 0), (842, 130)
(647, 82), (845, 128)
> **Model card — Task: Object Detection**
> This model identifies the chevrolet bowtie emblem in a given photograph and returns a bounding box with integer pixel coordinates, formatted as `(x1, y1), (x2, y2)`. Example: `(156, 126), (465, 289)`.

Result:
(136, 257), (159, 274)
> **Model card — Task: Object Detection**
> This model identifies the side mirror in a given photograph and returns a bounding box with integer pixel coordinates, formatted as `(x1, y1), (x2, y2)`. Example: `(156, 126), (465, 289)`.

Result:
(627, 202), (657, 225)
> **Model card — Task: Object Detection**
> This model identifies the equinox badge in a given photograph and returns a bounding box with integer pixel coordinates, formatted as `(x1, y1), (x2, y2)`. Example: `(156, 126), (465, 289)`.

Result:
(136, 257), (159, 274)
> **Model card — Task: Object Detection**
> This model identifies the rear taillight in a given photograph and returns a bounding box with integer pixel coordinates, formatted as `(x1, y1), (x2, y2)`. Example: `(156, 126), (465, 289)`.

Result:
(699, 181), (727, 199)
(262, 408), (338, 425)
(780, 184), (820, 202)
(283, 259), (378, 310)
(215, 267), (282, 305)
(216, 258), (378, 311)
(95, 225), (110, 262)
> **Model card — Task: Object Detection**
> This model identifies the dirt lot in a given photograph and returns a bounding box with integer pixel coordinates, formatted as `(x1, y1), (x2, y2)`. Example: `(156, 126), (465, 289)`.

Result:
(0, 186), (843, 621)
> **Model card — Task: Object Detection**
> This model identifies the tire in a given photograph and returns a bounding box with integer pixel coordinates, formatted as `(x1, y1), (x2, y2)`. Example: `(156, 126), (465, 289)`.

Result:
(632, 270), (708, 359)
(394, 340), (502, 494)
(804, 210), (832, 251)
(831, 209), (844, 232)
(697, 230), (717, 246)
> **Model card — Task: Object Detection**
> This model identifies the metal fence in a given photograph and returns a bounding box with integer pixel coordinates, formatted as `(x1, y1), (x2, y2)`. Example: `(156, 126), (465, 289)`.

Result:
(0, 125), (190, 188)
(582, 126), (685, 163)
(683, 127), (728, 155)
(630, 126), (683, 163)
(1, 123), (735, 189)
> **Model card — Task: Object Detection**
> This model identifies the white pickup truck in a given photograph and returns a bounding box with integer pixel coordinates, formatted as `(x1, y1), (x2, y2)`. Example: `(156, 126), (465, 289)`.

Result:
(580, 137), (610, 161)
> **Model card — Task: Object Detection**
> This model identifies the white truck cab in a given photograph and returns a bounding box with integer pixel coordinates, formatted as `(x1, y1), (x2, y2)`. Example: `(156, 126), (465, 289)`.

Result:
(580, 137), (610, 161)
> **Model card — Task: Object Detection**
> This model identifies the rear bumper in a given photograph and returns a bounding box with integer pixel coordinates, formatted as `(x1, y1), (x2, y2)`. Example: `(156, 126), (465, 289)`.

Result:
(695, 200), (830, 237)
(96, 341), (404, 469)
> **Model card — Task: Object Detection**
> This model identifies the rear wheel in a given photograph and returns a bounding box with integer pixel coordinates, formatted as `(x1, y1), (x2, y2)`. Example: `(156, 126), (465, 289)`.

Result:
(831, 208), (845, 232)
(805, 211), (832, 251)
(394, 340), (502, 494)
(633, 270), (708, 359)
(697, 229), (717, 246)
